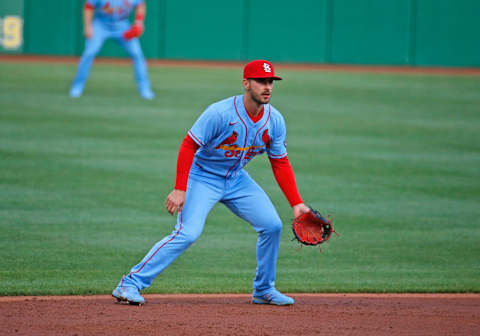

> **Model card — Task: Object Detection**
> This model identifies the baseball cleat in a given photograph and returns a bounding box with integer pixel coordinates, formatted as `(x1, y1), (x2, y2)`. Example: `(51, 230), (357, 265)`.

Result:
(69, 86), (83, 98)
(112, 286), (145, 305)
(252, 289), (294, 306)
(140, 89), (155, 100)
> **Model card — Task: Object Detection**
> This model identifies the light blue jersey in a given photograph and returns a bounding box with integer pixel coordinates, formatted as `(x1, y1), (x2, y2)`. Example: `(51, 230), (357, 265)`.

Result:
(188, 95), (287, 178)
(70, 0), (153, 99)
(87, 0), (143, 30)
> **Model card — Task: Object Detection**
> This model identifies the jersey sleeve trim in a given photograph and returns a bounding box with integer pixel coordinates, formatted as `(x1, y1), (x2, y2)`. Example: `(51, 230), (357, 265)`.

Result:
(187, 130), (204, 146)
(268, 152), (287, 159)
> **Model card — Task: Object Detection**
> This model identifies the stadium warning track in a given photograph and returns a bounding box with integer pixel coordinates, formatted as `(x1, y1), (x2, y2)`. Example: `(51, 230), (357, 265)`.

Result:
(1, 54), (480, 76)
(1, 293), (479, 335)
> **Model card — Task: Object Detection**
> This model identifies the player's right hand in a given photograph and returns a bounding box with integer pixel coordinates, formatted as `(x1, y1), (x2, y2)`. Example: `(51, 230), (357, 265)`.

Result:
(165, 189), (186, 215)
(293, 203), (310, 219)
(84, 25), (93, 38)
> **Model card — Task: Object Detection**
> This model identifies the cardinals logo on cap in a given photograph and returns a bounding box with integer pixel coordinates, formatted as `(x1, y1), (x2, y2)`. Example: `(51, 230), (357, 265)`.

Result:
(243, 60), (282, 80)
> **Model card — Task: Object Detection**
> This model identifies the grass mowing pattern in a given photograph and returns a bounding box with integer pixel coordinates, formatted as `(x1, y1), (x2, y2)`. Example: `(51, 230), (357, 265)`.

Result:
(0, 61), (479, 295)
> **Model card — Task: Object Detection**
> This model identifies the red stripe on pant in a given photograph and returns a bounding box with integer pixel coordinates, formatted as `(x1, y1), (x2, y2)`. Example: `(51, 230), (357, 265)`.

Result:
(121, 212), (183, 287)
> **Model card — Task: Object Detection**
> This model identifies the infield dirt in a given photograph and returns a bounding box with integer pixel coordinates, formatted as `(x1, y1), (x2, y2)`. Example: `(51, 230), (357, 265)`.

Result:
(1, 294), (479, 335)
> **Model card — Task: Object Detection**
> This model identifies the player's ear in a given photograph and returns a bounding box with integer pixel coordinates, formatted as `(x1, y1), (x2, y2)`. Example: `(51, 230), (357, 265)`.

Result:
(242, 79), (250, 90)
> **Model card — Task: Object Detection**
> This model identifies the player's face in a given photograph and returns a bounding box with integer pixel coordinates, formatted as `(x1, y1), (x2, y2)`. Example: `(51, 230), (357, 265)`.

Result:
(244, 78), (274, 105)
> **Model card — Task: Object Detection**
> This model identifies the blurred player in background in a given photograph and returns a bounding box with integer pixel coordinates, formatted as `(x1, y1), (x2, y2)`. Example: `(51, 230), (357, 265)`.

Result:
(69, 0), (154, 100)
(112, 60), (312, 306)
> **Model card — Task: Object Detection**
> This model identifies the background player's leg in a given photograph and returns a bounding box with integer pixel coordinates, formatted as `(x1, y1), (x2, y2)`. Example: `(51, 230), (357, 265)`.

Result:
(116, 37), (154, 99)
(221, 172), (283, 297)
(69, 21), (108, 97)
(118, 174), (222, 290)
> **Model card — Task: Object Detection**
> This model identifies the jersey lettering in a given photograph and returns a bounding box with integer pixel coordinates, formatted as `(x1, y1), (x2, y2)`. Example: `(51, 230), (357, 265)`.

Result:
(218, 144), (264, 159)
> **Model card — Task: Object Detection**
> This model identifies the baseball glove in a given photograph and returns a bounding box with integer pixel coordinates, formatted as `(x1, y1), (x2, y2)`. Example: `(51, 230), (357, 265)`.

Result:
(123, 24), (144, 40)
(292, 208), (338, 250)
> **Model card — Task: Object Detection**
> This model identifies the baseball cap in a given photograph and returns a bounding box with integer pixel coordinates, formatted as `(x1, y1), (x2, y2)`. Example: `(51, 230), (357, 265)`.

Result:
(243, 60), (282, 80)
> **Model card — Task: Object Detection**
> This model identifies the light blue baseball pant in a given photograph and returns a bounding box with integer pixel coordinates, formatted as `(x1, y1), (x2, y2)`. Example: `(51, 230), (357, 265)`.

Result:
(70, 19), (151, 94)
(120, 167), (283, 296)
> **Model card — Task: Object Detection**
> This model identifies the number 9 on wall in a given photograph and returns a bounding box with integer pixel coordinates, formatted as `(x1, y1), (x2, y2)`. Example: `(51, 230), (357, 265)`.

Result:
(0, 16), (23, 50)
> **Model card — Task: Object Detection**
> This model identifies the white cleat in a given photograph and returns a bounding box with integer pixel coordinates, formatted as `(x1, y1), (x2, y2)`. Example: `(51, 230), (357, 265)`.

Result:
(112, 286), (145, 305)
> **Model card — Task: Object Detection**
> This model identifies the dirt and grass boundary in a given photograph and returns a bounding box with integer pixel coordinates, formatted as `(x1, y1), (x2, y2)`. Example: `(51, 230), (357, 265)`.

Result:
(1, 54), (480, 76)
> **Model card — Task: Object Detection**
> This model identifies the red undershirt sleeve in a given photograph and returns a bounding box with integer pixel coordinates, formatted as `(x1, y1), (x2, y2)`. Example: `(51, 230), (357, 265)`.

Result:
(174, 134), (200, 191)
(269, 156), (303, 207)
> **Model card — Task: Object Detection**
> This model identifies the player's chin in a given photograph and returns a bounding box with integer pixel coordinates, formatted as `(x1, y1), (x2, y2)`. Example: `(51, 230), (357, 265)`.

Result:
(261, 94), (271, 103)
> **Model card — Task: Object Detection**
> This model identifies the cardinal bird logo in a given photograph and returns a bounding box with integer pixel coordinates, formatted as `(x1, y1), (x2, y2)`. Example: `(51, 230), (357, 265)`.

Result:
(216, 131), (238, 149)
(262, 129), (271, 148)
(102, 1), (130, 14)
(102, 2), (115, 14)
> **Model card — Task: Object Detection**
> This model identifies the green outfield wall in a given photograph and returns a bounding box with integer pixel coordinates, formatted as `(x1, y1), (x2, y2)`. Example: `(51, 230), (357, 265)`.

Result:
(1, 0), (479, 67)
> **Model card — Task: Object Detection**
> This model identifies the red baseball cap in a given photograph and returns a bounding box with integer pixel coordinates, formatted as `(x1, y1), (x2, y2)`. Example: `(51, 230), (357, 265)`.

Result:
(243, 60), (282, 80)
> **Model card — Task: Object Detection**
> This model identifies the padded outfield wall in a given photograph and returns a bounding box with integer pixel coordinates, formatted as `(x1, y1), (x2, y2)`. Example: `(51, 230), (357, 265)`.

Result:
(1, 0), (479, 67)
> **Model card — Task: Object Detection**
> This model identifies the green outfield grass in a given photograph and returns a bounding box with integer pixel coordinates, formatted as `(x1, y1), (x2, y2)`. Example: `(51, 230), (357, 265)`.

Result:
(0, 61), (479, 295)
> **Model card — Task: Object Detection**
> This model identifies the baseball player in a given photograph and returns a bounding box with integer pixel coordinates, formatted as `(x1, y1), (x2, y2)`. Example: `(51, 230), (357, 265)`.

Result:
(112, 60), (311, 305)
(69, 0), (154, 99)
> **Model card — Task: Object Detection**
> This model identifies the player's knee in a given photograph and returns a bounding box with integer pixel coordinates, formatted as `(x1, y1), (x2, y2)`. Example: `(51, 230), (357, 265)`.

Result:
(130, 52), (144, 62)
(180, 229), (202, 245)
(83, 49), (99, 59)
(261, 217), (282, 235)
(271, 218), (283, 234)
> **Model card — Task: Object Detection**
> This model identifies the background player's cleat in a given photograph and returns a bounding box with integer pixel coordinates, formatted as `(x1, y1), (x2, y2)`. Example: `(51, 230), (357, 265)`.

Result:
(252, 289), (294, 306)
(69, 86), (83, 98)
(112, 286), (145, 305)
(140, 89), (155, 100)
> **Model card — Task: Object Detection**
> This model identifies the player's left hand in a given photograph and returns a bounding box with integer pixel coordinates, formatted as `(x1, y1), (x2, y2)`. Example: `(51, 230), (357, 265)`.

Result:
(123, 22), (144, 40)
(165, 189), (186, 215)
(135, 20), (145, 33)
(293, 203), (311, 219)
